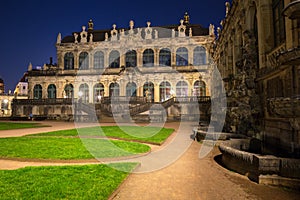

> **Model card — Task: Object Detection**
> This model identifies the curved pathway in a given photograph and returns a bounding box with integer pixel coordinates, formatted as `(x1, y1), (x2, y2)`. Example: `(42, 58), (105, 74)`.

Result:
(0, 120), (299, 199)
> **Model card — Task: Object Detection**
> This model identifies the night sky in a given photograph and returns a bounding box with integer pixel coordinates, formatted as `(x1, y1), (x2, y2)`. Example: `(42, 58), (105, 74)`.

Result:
(0, 0), (230, 92)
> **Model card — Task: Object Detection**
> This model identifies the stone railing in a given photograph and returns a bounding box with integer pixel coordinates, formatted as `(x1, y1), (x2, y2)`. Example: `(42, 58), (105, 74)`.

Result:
(266, 43), (286, 67)
(277, 47), (300, 65)
(175, 96), (211, 103)
(267, 97), (300, 117)
(101, 96), (147, 104)
(13, 98), (73, 105)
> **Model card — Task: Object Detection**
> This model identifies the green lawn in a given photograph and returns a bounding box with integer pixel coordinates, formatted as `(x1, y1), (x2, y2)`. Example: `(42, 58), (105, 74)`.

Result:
(0, 137), (150, 160)
(0, 122), (47, 130)
(31, 126), (174, 144)
(0, 163), (138, 200)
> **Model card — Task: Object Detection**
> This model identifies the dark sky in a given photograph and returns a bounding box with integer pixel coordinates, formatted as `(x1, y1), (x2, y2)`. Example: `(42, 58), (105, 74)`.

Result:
(0, 0), (230, 92)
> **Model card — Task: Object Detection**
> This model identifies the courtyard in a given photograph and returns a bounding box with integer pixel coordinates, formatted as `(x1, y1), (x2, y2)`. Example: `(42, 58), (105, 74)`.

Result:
(0, 120), (299, 199)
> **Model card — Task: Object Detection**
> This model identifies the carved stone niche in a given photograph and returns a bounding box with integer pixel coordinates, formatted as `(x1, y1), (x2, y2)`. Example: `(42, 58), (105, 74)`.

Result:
(144, 21), (153, 40)
(80, 26), (87, 43)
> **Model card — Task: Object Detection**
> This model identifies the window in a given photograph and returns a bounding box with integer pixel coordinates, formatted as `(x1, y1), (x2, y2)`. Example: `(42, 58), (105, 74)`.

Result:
(125, 50), (137, 67)
(33, 84), (42, 99)
(79, 83), (89, 103)
(79, 52), (89, 70)
(176, 81), (188, 97)
(109, 83), (120, 96)
(159, 48), (171, 66)
(176, 47), (188, 66)
(159, 81), (171, 101)
(273, 0), (285, 46)
(64, 52), (74, 70)
(47, 84), (56, 99)
(109, 50), (120, 68)
(143, 49), (154, 67)
(193, 46), (206, 65)
(94, 51), (104, 69)
(1, 99), (8, 110)
(126, 82), (137, 97)
(94, 83), (104, 102)
(64, 84), (74, 98)
(193, 81), (206, 96)
(143, 82), (154, 102)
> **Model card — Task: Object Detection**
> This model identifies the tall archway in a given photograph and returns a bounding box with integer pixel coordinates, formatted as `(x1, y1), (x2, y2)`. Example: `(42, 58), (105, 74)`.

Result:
(33, 84), (42, 99)
(47, 84), (56, 99)
(93, 83), (104, 102)
(176, 81), (188, 97)
(143, 82), (154, 102)
(159, 81), (171, 101)
(79, 83), (89, 103)
(126, 82), (137, 97)
(109, 83), (120, 96)
(64, 84), (74, 99)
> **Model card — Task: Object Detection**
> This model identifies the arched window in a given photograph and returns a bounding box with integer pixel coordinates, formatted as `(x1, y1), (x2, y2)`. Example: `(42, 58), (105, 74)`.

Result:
(143, 82), (154, 102)
(94, 51), (104, 69)
(94, 83), (104, 103)
(176, 81), (188, 97)
(176, 47), (188, 66)
(79, 52), (89, 70)
(126, 82), (137, 97)
(193, 46), (206, 65)
(143, 49), (154, 67)
(159, 48), (171, 66)
(79, 83), (89, 103)
(47, 84), (56, 99)
(109, 50), (120, 68)
(64, 84), (74, 99)
(159, 81), (171, 102)
(64, 52), (74, 70)
(33, 84), (42, 99)
(109, 83), (120, 96)
(193, 81), (206, 96)
(1, 99), (8, 110)
(125, 50), (137, 67)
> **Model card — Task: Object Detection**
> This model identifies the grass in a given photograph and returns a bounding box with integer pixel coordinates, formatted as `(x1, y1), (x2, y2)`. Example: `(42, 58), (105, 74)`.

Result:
(0, 163), (138, 200)
(0, 122), (47, 130)
(0, 137), (150, 160)
(31, 126), (174, 144)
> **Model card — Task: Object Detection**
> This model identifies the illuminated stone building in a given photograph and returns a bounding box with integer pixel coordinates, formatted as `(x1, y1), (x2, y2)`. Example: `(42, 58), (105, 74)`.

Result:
(214, 0), (300, 157)
(13, 13), (214, 121)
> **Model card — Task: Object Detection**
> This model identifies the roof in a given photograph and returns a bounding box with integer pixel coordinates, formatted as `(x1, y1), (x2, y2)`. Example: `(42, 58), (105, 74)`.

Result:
(61, 23), (209, 43)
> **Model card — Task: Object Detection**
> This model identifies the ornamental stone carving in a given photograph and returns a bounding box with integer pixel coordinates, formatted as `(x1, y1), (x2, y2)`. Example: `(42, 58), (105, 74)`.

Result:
(178, 19), (186, 37)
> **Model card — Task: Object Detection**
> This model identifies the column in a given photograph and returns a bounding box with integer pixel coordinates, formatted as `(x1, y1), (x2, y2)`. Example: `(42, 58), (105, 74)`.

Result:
(154, 84), (160, 102)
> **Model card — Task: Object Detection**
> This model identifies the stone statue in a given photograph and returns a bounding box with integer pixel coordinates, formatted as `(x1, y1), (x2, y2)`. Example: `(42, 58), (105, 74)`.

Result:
(172, 29), (175, 38)
(73, 33), (78, 43)
(209, 24), (215, 37)
(89, 33), (93, 43)
(217, 27), (221, 37)
(154, 30), (158, 39)
(88, 19), (94, 31)
(105, 33), (108, 41)
(225, 2), (230, 17)
(56, 33), (61, 44)
(189, 28), (192, 37)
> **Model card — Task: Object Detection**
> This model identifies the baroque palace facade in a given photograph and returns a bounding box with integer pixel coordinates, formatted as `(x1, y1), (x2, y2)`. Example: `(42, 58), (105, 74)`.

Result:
(214, 0), (300, 157)
(12, 13), (214, 121)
